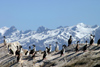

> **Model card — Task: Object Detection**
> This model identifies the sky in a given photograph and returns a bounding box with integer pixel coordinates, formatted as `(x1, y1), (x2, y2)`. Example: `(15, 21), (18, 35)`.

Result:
(0, 0), (100, 31)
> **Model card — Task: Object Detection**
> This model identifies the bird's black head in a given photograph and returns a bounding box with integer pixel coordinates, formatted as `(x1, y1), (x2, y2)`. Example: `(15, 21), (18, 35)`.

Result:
(20, 46), (22, 48)
(86, 41), (87, 43)
(77, 41), (79, 43)
(17, 46), (18, 49)
(33, 45), (35, 47)
(3, 36), (6, 38)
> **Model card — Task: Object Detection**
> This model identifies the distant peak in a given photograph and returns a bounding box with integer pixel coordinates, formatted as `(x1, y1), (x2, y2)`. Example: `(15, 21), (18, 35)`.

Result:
(0, 26), (9, 36)
(57, 26), (63, 29)
(10, 26), (16, 28)
(91, 25), (99, 28)
(76, 23), (90, 28)
(37, 26), (49, 33)
(9, 26), (17, 31)
(0, 26), (9, 30)
(77, 23), (85, 26)
(38, 26), (45, 28)
(37, 26), (47, 30)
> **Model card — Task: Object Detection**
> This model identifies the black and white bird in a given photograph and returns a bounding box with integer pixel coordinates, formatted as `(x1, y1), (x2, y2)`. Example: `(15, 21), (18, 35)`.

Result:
(90, 34), (95, 45)
(83, 41), (88, 52)
(43, 51), (47, 60)
(8, 45), (14, 54)
(76, 41), (79, 52)
(15, 46), (20, 62)
(19, 46), (23, 61)
(97, 39), (100, 46)
(68, 36), (72, 46)
(33, 45), (36, 52)
(25, 46), (31, 56)
(20, 46), (23, 53)
(61, 45), (66, 56)
(48, 44), (52, 54)
(55, 42), (59, 52)
(45, 47), (48, 55)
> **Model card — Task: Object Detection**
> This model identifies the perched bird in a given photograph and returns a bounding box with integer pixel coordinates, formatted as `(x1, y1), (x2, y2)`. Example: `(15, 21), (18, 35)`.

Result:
(61, 45), (65, 57)
(75, 41), (79, 52)
(68, 36), (72, 46)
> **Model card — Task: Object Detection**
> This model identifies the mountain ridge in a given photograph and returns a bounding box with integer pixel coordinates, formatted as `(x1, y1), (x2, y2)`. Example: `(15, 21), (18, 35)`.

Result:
(0, 23), (100, 51)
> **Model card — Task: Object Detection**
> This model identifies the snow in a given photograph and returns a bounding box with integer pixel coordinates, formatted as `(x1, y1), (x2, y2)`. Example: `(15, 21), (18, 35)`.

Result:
(0, 23), (100, 50)
(0, 26), (9, 35)
(44, 39), (57, 45)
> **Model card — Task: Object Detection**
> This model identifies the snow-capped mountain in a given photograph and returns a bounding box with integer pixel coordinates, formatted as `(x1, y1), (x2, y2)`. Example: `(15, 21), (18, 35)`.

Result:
(0, 23), (100, 51)
(0, 26), (9, 36)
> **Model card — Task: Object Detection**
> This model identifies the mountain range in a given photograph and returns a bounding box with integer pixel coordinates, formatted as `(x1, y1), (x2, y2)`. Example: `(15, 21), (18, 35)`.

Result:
(0, 23), (100, 51)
